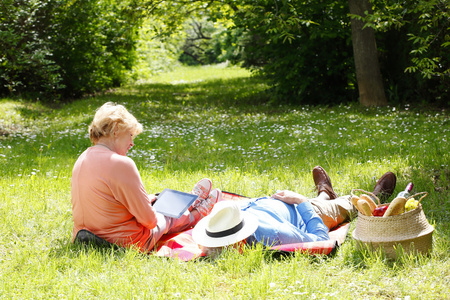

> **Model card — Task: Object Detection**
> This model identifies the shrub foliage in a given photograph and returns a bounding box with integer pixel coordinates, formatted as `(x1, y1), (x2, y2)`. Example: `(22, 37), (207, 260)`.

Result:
(0, 0), (142, 101)
(227, 0), (449, 105)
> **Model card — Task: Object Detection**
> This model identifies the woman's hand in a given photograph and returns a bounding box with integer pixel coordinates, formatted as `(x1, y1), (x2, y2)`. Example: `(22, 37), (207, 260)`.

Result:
(271, 190), (307, 205)
(149, 194), (157, 204)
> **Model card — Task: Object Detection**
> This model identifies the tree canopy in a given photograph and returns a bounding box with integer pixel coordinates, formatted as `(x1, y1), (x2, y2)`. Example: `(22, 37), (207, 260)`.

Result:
(1, 0), (448, 106)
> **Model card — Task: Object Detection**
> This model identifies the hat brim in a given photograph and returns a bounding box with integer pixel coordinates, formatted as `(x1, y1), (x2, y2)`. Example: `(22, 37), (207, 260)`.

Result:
(192, 211), (259, 248)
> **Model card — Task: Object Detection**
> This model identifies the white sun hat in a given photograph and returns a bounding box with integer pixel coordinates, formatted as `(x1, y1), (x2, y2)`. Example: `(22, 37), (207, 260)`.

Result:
(192, 200), (259, 247)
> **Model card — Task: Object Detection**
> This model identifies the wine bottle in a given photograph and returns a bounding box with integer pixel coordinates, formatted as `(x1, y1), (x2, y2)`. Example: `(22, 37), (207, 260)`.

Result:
(396, 182), (413, 198)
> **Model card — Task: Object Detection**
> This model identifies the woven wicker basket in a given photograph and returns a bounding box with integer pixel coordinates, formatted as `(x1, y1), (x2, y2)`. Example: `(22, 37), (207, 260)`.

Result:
(351, 189), (433, 259)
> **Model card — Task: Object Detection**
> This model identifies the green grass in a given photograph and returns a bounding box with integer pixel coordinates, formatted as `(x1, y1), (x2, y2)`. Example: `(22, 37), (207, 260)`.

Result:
(1, 64), (449, 299)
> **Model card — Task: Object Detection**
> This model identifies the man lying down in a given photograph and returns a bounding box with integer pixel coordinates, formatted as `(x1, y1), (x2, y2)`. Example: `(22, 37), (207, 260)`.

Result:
(192, 166), (396, 257)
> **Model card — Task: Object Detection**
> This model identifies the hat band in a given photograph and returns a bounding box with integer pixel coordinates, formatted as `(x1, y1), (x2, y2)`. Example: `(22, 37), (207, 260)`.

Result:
(206, 219), (245, 238)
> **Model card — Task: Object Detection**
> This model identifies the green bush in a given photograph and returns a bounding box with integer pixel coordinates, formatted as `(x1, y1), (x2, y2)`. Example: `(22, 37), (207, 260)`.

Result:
(52, 0), (141, 98)
(230, 0), (449, 105)
(0, 0), (64, 98)
(0, 0), (142, 101)
(373, 0), (449, 106)
(233, 0), (357, 105)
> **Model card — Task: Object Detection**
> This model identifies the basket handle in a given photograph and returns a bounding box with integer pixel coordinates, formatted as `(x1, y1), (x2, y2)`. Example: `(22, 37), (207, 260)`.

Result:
(407, 191), (428, 204)
(351, 189), (381, 205)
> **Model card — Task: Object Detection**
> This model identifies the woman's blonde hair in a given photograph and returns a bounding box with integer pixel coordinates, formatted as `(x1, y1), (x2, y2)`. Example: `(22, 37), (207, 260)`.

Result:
(89, 102), (143, 144)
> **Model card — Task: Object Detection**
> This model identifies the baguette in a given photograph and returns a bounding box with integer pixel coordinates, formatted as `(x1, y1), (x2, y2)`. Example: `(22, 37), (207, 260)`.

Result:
(383, 197), (407, 217)
(357, 199), (373, 216)
(351, 196), (360, 209)
(360, 194), (377, 212)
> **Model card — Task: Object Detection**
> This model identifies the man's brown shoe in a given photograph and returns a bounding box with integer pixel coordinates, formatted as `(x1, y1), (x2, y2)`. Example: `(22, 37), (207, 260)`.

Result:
(373, 172), (396, 202)
(313, 166), (339, 199)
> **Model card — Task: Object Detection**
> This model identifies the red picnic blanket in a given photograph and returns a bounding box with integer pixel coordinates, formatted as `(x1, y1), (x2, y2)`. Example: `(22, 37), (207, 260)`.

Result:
(154, 191), (351, 261)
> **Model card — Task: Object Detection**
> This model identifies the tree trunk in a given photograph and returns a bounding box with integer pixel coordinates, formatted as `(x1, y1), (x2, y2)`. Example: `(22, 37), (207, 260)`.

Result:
(348, 0), (387, 106)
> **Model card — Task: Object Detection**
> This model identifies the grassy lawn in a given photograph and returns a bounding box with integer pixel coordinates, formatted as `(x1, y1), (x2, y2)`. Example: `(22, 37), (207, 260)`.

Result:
(0, 64), (449, 299)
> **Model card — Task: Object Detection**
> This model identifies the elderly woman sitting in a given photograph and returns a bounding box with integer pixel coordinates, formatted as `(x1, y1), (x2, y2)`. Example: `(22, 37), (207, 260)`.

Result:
(71, 102), (221, 252)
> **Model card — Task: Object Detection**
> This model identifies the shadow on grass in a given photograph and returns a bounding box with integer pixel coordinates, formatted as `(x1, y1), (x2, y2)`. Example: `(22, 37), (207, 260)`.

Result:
(97, 76), (275, 115)
(49, 236), (141, 261)
(9, 75), (272, 114)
